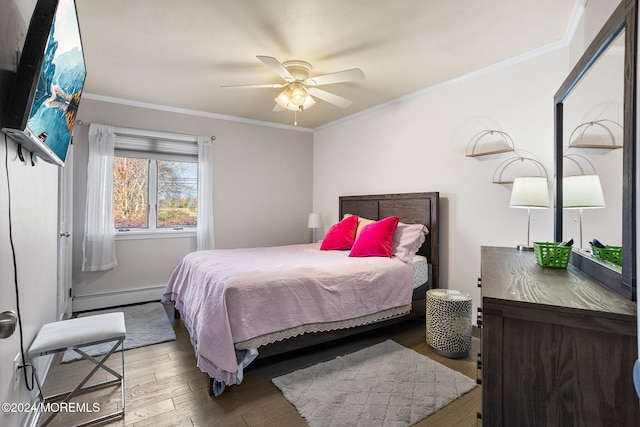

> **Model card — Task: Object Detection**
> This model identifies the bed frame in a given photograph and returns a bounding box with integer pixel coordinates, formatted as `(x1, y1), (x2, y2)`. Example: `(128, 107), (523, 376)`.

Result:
(204, 191), (440, 395)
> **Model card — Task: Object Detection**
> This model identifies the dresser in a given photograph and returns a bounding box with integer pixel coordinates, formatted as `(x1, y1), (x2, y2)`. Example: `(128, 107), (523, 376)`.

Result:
(479, 246), (638, 426)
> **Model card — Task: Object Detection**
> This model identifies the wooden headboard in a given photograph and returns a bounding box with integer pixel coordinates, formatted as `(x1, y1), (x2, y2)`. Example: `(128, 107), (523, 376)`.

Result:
(339, 192), (440, 289)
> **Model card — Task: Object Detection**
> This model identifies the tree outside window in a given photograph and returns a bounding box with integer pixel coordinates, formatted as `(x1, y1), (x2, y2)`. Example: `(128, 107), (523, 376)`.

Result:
(114, 156), (197, 231)
(114, 157), (148, 228)
(157, 160), (198, 228)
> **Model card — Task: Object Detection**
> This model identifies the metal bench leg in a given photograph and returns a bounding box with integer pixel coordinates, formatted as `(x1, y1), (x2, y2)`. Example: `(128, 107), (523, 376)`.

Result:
(37, 338), (125, 427)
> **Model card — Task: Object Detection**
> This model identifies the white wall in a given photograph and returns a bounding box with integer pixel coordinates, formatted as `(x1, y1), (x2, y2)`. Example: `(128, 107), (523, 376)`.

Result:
(71, 99), (313, 305)
(0, 134), (58, 426)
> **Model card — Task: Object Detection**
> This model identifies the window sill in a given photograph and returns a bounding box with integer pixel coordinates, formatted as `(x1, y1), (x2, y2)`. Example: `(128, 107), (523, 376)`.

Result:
(115, 229), (196, 241)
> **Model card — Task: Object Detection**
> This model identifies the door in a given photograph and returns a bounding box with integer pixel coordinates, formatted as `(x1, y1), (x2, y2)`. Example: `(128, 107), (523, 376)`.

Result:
(57, 144), (73, 319)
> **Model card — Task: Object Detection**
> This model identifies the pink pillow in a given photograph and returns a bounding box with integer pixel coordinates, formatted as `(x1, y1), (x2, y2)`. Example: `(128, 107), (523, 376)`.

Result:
(320, 215), (359, 250)
(349, 216), (401, 258)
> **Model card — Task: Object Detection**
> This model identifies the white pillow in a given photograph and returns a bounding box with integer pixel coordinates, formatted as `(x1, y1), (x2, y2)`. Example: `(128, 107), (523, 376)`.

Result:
(393, 222), (428, 262)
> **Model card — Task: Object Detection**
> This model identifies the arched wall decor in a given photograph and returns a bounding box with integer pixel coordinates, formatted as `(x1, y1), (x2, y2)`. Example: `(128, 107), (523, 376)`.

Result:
(568, 119), (623, 149)
(465, 129), (515, 157)
(492, 156), (549, 184)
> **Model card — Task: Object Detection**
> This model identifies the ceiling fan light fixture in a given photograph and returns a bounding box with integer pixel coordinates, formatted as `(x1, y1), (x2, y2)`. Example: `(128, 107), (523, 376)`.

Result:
(275, 84), (315, 111)
(275, 88), (299, 111)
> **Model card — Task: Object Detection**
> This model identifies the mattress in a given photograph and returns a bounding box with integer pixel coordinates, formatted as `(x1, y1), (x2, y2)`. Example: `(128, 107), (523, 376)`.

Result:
(413, 255), (429, 288)
(163, 243), (415, 385)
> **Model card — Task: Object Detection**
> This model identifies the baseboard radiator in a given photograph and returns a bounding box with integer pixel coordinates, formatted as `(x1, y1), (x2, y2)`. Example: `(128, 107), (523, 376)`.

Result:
(72, 285), (166, 312)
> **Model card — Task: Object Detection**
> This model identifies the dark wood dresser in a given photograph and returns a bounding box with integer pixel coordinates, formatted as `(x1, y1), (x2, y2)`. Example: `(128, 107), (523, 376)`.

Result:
(479, 246), (638, 426)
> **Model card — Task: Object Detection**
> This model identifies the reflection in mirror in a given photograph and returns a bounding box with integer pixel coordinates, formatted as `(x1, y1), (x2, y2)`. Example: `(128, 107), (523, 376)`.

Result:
(562, 30), (624, 253)
(554, 0), (636, 301)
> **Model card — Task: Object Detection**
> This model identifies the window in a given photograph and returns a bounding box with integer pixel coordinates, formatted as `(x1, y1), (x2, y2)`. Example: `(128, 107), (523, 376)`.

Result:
(114, 156), (149, 229)
(113, 131), (198, 235)
(157, 160), (198, 228)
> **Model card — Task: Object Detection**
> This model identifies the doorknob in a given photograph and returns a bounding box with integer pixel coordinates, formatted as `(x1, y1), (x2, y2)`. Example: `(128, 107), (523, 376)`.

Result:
(0, 311), (17, 339)
(60, 232), (71, 237)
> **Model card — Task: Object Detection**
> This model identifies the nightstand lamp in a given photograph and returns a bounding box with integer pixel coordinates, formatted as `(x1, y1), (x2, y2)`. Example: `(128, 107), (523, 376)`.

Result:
(510, 176), (550, 251)
(308, 213), (321, 243)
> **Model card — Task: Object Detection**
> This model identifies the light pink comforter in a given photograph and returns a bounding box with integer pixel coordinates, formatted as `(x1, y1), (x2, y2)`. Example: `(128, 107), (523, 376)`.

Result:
(162, 243), (414, 384)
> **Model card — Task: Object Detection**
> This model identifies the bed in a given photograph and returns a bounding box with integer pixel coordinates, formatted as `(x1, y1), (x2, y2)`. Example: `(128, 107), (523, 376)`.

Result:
(162, 192), (440, 396)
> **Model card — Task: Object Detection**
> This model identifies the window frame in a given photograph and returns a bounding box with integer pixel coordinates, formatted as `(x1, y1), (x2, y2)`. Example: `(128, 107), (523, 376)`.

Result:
(113, 129), (199, 241)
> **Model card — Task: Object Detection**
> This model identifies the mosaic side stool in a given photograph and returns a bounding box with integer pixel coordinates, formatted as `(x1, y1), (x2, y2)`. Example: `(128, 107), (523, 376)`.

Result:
(426, 289), (472, 358)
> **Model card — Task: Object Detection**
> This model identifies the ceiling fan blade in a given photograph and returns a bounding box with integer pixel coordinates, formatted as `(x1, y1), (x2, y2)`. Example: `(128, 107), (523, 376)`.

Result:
(272, 104), (286, 112)
(257, 55), (294, 81)
(306, 87), (353, 108)
(304, 68), (365, 86)
(221, 83), (285, 89)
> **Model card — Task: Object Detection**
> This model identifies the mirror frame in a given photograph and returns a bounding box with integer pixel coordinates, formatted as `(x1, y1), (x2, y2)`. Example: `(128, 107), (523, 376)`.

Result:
(554, 0), (637, 300)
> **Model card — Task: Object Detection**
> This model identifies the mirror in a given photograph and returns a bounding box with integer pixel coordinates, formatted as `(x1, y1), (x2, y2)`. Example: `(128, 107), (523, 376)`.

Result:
(554, 0), (636, 301)
(562, 30), (624, 251)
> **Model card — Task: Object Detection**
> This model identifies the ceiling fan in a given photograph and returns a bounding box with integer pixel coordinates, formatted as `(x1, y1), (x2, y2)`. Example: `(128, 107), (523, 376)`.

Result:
(222, 56), (365, 114)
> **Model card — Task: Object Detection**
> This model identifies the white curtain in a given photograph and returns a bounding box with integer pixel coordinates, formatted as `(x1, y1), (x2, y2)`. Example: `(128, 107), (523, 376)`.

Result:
(197, 136), (215, 250)
(82, 124), (118, 271)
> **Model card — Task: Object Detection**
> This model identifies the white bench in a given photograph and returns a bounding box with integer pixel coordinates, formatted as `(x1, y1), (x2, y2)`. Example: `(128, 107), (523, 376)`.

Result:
(28, 312), (126, 426)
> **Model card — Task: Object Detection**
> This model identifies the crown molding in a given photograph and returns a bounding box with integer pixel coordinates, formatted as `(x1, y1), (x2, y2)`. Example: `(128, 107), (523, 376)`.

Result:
(80, 93), (314, 133)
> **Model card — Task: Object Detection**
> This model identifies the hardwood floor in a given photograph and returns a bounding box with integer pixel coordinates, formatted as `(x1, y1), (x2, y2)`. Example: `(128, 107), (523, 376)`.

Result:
(40, 315), (481, 427)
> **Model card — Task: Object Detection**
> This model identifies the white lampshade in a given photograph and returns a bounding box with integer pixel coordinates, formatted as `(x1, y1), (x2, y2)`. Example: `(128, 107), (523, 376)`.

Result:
(307, 213), (321, 228)
(301, 93), (316, 109)
(563, 175), (606, 208)
(510, 176), (550, 209)
(510, 176), (549, 251)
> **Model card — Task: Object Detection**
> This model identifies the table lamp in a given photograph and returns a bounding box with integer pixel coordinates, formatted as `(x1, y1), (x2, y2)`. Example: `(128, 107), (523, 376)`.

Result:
(510, 176), (550, 250)
(308, 213), (321, 243)
(563, 174), (605, 249)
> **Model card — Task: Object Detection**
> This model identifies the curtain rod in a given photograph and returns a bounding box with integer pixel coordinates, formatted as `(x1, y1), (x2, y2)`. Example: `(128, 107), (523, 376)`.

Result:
(75, 120), (216, 141)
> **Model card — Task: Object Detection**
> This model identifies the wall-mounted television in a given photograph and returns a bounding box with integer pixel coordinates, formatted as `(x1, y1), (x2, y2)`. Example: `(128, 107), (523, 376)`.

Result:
(1, 0), (86, 167)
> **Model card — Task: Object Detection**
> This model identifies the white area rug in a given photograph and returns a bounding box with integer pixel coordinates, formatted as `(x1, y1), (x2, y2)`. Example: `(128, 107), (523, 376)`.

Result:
(62, 302), (176, 362)
(272, 339), (476, 427)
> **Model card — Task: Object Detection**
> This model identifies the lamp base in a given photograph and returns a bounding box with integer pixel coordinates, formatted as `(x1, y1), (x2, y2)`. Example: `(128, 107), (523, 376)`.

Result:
(517, 244), (534, 251)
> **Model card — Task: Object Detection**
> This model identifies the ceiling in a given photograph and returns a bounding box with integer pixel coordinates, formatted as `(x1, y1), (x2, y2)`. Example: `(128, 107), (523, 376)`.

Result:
(75, 0), (579, 130)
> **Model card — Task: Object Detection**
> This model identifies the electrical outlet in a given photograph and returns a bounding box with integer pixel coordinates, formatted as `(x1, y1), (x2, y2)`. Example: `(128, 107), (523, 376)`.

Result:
(12, 353), (21, 391)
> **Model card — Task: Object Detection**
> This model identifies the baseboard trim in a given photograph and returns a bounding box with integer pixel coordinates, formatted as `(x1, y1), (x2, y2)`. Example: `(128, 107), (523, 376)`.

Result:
(72, 285), (165, 312)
